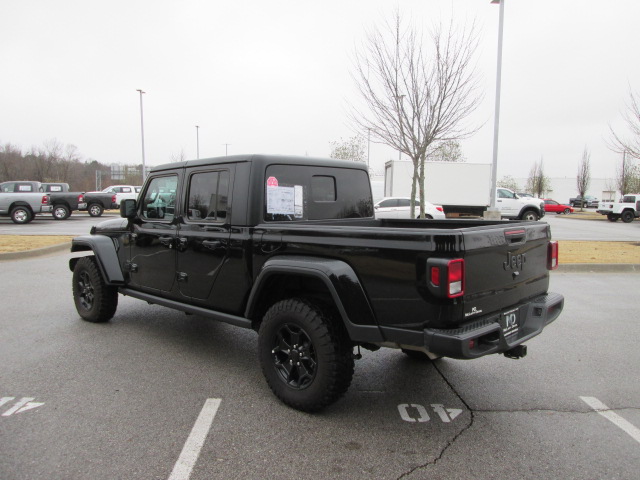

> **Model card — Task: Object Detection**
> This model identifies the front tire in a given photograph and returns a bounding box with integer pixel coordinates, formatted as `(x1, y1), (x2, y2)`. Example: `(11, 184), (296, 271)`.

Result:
(258, 298), (354, 412)
(10, 206), (33, 224)
(563, 208), (571, 214)
(52, 204), (71, 220)
(88, 203), (104, 217)
(72, 256), (118, 323)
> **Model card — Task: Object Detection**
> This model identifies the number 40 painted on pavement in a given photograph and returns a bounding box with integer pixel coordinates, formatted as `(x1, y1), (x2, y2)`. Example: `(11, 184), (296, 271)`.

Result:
(398, 403), (463, 423)
(0, 397), (45, 417)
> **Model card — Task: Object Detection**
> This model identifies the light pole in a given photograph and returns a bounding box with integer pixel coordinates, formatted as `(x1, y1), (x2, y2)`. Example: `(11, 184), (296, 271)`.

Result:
(136, 89), (147, 180)
(489, 0), (505, 212)
(196, 125), (200, 159)
(223, 143), (231, 156)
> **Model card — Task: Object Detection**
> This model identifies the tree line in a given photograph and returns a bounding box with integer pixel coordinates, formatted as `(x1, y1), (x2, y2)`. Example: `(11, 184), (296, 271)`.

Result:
(0, 140), (143, 192)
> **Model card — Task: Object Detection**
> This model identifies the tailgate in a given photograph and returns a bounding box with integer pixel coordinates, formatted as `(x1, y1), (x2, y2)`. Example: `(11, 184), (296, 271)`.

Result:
(459, 222), (551, 324)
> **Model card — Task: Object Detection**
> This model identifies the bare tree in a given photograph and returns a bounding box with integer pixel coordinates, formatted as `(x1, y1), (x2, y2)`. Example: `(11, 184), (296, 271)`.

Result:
(576, 147), (591, 209)
(609, 88), (640, 160)
(428, 140), (466, 163)
(526, 158), (550, 198)
(0, 143), (23, 181)
(329, 136), (367, 163)
(497, 175), (519, 192)
(350, 12), (482, 217)
(616, 151), (640, 196)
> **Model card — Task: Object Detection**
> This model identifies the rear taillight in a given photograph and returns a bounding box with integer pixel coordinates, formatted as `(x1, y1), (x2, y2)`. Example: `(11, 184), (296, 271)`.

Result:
(42, 195), (49, 205)
(447, 259), (464, 298)
(78, 194), (84, 202)
(548, 241), (559, 270)
(428, 258), (465, 299)
(436, 206), (444, 212)
(112, 194), (117, 203)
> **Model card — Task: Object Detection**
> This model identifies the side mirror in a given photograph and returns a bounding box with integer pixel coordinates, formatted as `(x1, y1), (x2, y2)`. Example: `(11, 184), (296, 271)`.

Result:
(120, 199), (137, 219)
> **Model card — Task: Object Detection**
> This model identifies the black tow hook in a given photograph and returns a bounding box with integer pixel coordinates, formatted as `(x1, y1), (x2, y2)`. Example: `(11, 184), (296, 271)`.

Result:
(504, 345), (527, 359)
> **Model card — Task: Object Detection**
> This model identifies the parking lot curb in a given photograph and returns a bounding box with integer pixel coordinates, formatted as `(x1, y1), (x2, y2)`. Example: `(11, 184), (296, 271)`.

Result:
(0, 242), (71, 261)
(556, 263), (640, 273)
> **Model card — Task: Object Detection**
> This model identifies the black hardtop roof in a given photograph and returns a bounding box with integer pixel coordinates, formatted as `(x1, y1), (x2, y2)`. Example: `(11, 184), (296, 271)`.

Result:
(150, 154), (369, 173)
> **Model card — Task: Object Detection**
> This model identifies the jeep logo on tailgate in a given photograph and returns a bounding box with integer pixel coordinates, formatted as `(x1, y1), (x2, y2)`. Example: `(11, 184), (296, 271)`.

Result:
(503, 252), (526, 271)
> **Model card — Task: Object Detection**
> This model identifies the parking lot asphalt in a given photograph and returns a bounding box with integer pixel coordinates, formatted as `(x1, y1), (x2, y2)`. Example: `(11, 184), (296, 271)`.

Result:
(1, 254), (639, 479)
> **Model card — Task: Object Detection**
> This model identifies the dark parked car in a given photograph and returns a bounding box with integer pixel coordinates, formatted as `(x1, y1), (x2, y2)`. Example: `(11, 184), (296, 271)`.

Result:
(569, 195), (598, 208)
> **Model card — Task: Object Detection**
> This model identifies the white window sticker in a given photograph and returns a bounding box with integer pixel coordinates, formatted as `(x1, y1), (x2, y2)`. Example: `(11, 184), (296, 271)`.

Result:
(267, 186), (296, 215)
(18, 185), (32, 192)
(294, 185), (304, 217)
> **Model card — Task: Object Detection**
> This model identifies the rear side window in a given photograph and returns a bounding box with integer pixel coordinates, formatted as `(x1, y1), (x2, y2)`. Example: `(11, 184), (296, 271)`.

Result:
(141, 175), (178, 222)
(264, 165), (373, 221)
(187, 170), (230, 222)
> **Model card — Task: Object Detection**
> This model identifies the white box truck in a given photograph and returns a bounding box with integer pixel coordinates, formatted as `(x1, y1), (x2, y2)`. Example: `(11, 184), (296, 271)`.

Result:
(384, 160), (545, 220)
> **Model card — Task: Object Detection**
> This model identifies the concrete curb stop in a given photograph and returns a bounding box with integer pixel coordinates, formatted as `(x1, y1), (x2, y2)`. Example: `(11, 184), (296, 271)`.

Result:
(556, 263), (640, 273)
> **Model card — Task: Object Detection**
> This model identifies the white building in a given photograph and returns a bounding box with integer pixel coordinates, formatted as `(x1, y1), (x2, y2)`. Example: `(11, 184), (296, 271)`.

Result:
(513, 177), (618, 204)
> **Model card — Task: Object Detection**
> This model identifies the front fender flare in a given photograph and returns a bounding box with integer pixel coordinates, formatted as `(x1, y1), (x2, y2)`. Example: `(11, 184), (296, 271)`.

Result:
(69, 235), (125, 285)
(246, 256), (383, 343)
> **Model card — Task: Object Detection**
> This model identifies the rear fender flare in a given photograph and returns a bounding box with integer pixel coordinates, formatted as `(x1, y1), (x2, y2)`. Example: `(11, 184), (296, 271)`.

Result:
(246, 256), (383, 343)
(69, 235), (125, 285)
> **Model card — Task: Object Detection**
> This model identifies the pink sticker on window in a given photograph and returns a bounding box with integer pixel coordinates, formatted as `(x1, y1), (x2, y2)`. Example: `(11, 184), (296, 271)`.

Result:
(267, 176), (279, 188)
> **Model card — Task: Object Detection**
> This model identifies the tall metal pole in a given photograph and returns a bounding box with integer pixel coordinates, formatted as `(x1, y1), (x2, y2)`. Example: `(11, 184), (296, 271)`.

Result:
(489, 0), (505, 210)
(223, 143), (231, 156)
(196, 125), (200, 159)
(136, 89), (147, 180)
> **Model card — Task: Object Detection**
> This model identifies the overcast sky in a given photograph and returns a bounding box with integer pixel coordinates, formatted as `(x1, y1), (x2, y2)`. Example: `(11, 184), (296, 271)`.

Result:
(2, 0), (639, 180)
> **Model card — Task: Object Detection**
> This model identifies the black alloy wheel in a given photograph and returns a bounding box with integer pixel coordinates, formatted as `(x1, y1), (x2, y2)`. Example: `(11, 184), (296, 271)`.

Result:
(271, 323), (318, 390)
(621, 210), (635, 223)
(72, 256), (118, 322)
(258, 298), (354, 412)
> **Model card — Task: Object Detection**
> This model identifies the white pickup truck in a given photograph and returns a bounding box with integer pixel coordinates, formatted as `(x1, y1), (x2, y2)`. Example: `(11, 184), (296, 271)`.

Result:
(86, 185), (140, 207)
(0, 192), (53, 223)
(597, 194), (640, 223)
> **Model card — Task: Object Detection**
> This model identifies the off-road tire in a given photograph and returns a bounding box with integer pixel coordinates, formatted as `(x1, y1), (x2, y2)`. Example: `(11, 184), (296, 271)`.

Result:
(72, 256), (118, 323)
(621, 210), (635, 223)
(88, 203), (104, 217)
(258, 298), (354, 412)
(52, 204), (71, 220)
(10, 206), (33, 224)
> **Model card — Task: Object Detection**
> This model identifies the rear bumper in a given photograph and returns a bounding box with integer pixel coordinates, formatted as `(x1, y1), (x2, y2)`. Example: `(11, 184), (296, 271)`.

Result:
(424, 293), (564, 359)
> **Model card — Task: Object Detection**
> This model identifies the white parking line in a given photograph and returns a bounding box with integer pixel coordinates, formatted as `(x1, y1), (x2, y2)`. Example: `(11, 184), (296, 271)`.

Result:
(168, 398), (221, 480)
(580, 396), (640, 444)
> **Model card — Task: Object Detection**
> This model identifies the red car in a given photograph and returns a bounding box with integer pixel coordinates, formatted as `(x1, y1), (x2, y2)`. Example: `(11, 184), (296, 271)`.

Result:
(543, 199), (574, 214)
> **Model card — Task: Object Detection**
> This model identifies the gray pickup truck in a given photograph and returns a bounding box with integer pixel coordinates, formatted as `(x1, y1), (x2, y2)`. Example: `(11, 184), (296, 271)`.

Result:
(0, 181), (87, 220)
(0, 191), (53, 223)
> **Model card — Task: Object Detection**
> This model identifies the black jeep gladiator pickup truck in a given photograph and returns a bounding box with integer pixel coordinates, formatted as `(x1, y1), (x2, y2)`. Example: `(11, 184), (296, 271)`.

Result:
(69, 154), (564, 411)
